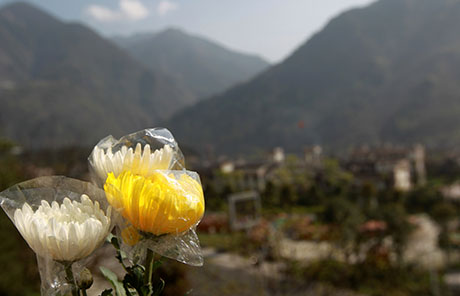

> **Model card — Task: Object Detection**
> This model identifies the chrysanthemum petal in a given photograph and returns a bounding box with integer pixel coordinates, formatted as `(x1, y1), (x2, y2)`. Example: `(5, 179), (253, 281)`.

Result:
(12, 195), (111, 262)
(104, 170), (204, 236)
(91, 144), (175, 182)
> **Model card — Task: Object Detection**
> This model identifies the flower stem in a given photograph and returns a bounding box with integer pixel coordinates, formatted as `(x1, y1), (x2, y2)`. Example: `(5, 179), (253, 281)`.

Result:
(64, 263), (78, 296)
(144, 248), (155, 286)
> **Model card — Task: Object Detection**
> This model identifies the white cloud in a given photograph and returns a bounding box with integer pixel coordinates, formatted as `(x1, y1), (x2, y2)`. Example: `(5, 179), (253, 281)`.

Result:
(157, 1), (179, 16)
(86, 5), (120, 22)
(120, 0), (149, 20)
(86, 0), (149, 22)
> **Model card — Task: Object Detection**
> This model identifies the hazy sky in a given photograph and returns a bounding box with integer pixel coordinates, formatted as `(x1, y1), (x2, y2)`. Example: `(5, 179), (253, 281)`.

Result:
(2, 0), (376, 62)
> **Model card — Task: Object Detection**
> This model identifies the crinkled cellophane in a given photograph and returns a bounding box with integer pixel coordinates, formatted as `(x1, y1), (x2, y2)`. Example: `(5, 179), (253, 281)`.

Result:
(0, 176), (114, 296)
(88, 128), (205, 266)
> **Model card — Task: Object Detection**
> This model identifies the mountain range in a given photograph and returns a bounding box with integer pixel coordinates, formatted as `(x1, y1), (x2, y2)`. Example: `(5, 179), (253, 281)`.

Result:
(0, 2), (195, 147)
(0, 2), (267, 148)
(113, 29), (269, 99)
(168, 0), (460, 154)
(4, 0), (460, 154)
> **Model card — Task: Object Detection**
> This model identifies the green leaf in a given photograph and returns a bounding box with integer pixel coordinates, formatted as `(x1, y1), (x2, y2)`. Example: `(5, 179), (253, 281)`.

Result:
(123, 265), (147, 295)
(124, 265), (145, 286)
(106, 233), (115, 244)
(100, 267), (127, 296)
(151, 259), (163, 271)
(152, 278), (165, 296)
(122, 281), (137, 296)
(109, 236), (128, 268)
(119, 249), (128, 260)
(100, 289), (114, 296)
(110, 236), (121, 250)
(140, 284), (153, 296)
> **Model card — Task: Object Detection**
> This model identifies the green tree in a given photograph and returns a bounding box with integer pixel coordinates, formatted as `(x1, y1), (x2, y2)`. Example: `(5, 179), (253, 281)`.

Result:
(262, 180), (279, 208)
(203, 182), (224, 211)
(322, 197), (365, 262)
(279, 183), (298, 209)
(0, 139), (23, 190)
(431, 202), (457, 251)
(381, 202), (412, 265)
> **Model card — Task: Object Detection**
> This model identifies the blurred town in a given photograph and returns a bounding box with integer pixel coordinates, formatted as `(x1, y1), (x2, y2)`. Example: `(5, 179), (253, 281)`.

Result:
(4, 140), (460, 295)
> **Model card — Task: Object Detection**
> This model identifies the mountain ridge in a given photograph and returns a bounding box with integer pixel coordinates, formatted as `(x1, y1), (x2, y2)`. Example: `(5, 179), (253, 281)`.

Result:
(0, 2), (194, 148)
(167, 0), (460, 154)
(113, 28), (270, 99)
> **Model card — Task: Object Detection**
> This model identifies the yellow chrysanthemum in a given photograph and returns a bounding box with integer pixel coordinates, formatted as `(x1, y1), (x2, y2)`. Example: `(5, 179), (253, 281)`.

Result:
(104, 170), (205, 236)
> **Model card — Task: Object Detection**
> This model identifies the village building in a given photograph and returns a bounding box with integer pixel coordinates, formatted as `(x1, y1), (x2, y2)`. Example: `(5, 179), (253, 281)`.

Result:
(215, 148), (286, 192)
(440, 183), (460, 202)
(212, 146), (324, 193)
(304, 145), (323, 169)
(344, 144), (426, 191)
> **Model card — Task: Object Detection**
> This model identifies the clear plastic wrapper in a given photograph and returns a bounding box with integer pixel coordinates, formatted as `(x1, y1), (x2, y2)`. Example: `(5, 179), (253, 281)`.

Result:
(88, 128), (205, 266)
(89, 128), (185, 187)
(0, 176), (115, 296)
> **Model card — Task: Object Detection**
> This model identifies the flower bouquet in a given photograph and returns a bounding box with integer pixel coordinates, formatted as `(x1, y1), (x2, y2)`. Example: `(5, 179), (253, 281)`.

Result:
(0, 128), (205, 296)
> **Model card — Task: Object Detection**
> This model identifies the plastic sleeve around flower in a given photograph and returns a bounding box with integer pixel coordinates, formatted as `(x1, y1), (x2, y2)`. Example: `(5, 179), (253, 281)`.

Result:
(104, 169), (205, 266)
(133, 227), (204, 266)
(0, 176), (116, 296)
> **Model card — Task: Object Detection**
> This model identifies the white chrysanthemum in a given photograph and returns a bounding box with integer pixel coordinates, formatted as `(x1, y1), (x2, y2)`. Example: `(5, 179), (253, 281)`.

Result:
(13, 194), (111, 262)
(91, 143), (173, 181)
